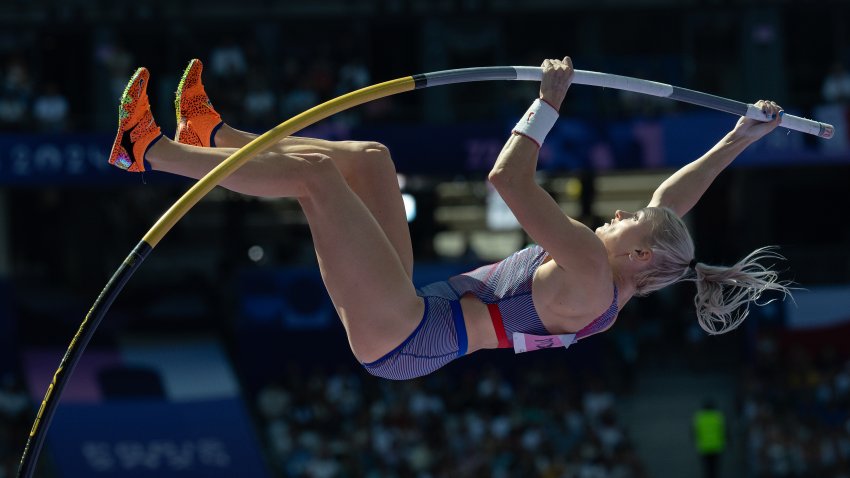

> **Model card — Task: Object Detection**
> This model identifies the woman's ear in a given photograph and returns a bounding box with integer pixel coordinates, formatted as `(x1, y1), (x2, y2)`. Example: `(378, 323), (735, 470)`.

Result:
(634, 248), (652, 262)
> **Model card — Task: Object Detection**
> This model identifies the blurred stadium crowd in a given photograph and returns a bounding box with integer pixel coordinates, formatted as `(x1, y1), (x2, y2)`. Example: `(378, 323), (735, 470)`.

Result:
(742, 335), (850, 478)
(253, 364), (646, 478)
(2, 2), (849, 135)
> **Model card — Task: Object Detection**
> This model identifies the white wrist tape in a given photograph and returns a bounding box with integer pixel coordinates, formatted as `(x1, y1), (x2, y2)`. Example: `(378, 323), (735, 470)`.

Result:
(512, 98), (559, 147)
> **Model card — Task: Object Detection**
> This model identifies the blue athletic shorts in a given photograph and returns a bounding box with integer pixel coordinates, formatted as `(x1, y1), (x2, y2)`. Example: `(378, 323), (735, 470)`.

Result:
(361, 296), (468, 380)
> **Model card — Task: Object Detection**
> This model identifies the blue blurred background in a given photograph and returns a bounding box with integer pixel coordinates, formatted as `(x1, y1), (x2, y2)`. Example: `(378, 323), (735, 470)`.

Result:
(1, 1), (849, 477)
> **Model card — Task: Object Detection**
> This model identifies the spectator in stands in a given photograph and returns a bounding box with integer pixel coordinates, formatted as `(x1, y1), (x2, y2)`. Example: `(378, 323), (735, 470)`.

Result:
(94, 38), (134, 104)
(242, 71), (277, 130)
(280, 77), (320, 120)
(209, 37), (248, 79)
(0, 373), (28, 478)
(584, 378), (616, 421)
(256, 378), (290, 420)
(207, 37), (250, 117)
(822, 61), (850, 104)
(0, 373), (28, 426)
(332, 56), (371, 126)
(692, 399), (726, 478)
(0, 57), (32, 131)
(0, 92), (27, 131)
(335, 57), (370, 96)
(32, 82), (69, 132)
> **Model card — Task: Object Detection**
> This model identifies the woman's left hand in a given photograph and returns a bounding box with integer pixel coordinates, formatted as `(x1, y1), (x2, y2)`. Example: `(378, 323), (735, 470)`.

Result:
(732, 100), (783, 141)
(539, 57), (574, 112)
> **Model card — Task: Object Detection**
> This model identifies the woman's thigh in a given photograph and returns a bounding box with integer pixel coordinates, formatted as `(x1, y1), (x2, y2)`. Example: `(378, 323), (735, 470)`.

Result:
(296, 155), (422, 363)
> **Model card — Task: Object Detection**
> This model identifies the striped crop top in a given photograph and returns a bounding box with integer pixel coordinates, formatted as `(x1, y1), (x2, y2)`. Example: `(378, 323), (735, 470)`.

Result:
(418, 245), (619, 353)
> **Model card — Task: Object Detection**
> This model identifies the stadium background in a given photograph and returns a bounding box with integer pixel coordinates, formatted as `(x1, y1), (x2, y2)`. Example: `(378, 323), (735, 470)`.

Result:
(1, 1), (849, 477)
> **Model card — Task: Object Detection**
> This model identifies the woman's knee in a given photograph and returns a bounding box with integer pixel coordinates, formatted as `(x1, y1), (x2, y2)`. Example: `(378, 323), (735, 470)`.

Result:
(338, 141), (396, 180)
(289, 152), (343, 193)
(358, 141), (391, 157)
(361, 142), (393, 167)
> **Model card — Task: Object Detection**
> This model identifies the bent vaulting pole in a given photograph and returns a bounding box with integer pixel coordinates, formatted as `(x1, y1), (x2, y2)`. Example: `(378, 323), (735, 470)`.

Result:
(18, 65), (832, 478)
(416, 67), (833, 138)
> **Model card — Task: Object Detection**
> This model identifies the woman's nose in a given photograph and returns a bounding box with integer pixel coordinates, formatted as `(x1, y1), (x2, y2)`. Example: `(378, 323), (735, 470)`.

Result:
(615, 210), (633, 221)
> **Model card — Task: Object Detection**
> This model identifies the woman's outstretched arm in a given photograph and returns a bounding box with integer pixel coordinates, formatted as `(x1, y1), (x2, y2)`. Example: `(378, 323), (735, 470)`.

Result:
(489, 57), (607, 272)
(648, 100), (784, 217)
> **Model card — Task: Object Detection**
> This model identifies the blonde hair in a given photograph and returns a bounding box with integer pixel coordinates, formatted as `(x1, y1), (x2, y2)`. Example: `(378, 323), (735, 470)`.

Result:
(633, 207), (791, 335)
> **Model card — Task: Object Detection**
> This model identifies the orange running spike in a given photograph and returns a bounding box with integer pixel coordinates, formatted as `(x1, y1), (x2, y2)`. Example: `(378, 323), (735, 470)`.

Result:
(174, 59), (223, 148)
(107, 67), (163, 172)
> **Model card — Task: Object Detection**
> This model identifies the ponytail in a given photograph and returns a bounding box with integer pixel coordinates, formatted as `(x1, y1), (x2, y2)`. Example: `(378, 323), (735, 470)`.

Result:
(636, 207), (793, 335)
(692, 246), (792, 335)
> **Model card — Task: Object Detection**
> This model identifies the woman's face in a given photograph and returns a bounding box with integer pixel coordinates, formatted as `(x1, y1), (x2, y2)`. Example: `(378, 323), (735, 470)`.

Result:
(594, 209), (652, 256)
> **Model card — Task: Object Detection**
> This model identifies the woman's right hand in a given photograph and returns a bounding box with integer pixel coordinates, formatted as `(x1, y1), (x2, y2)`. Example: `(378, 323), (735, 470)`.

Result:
(539, 56), (574, 112)
(732, 99), (783, 142)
